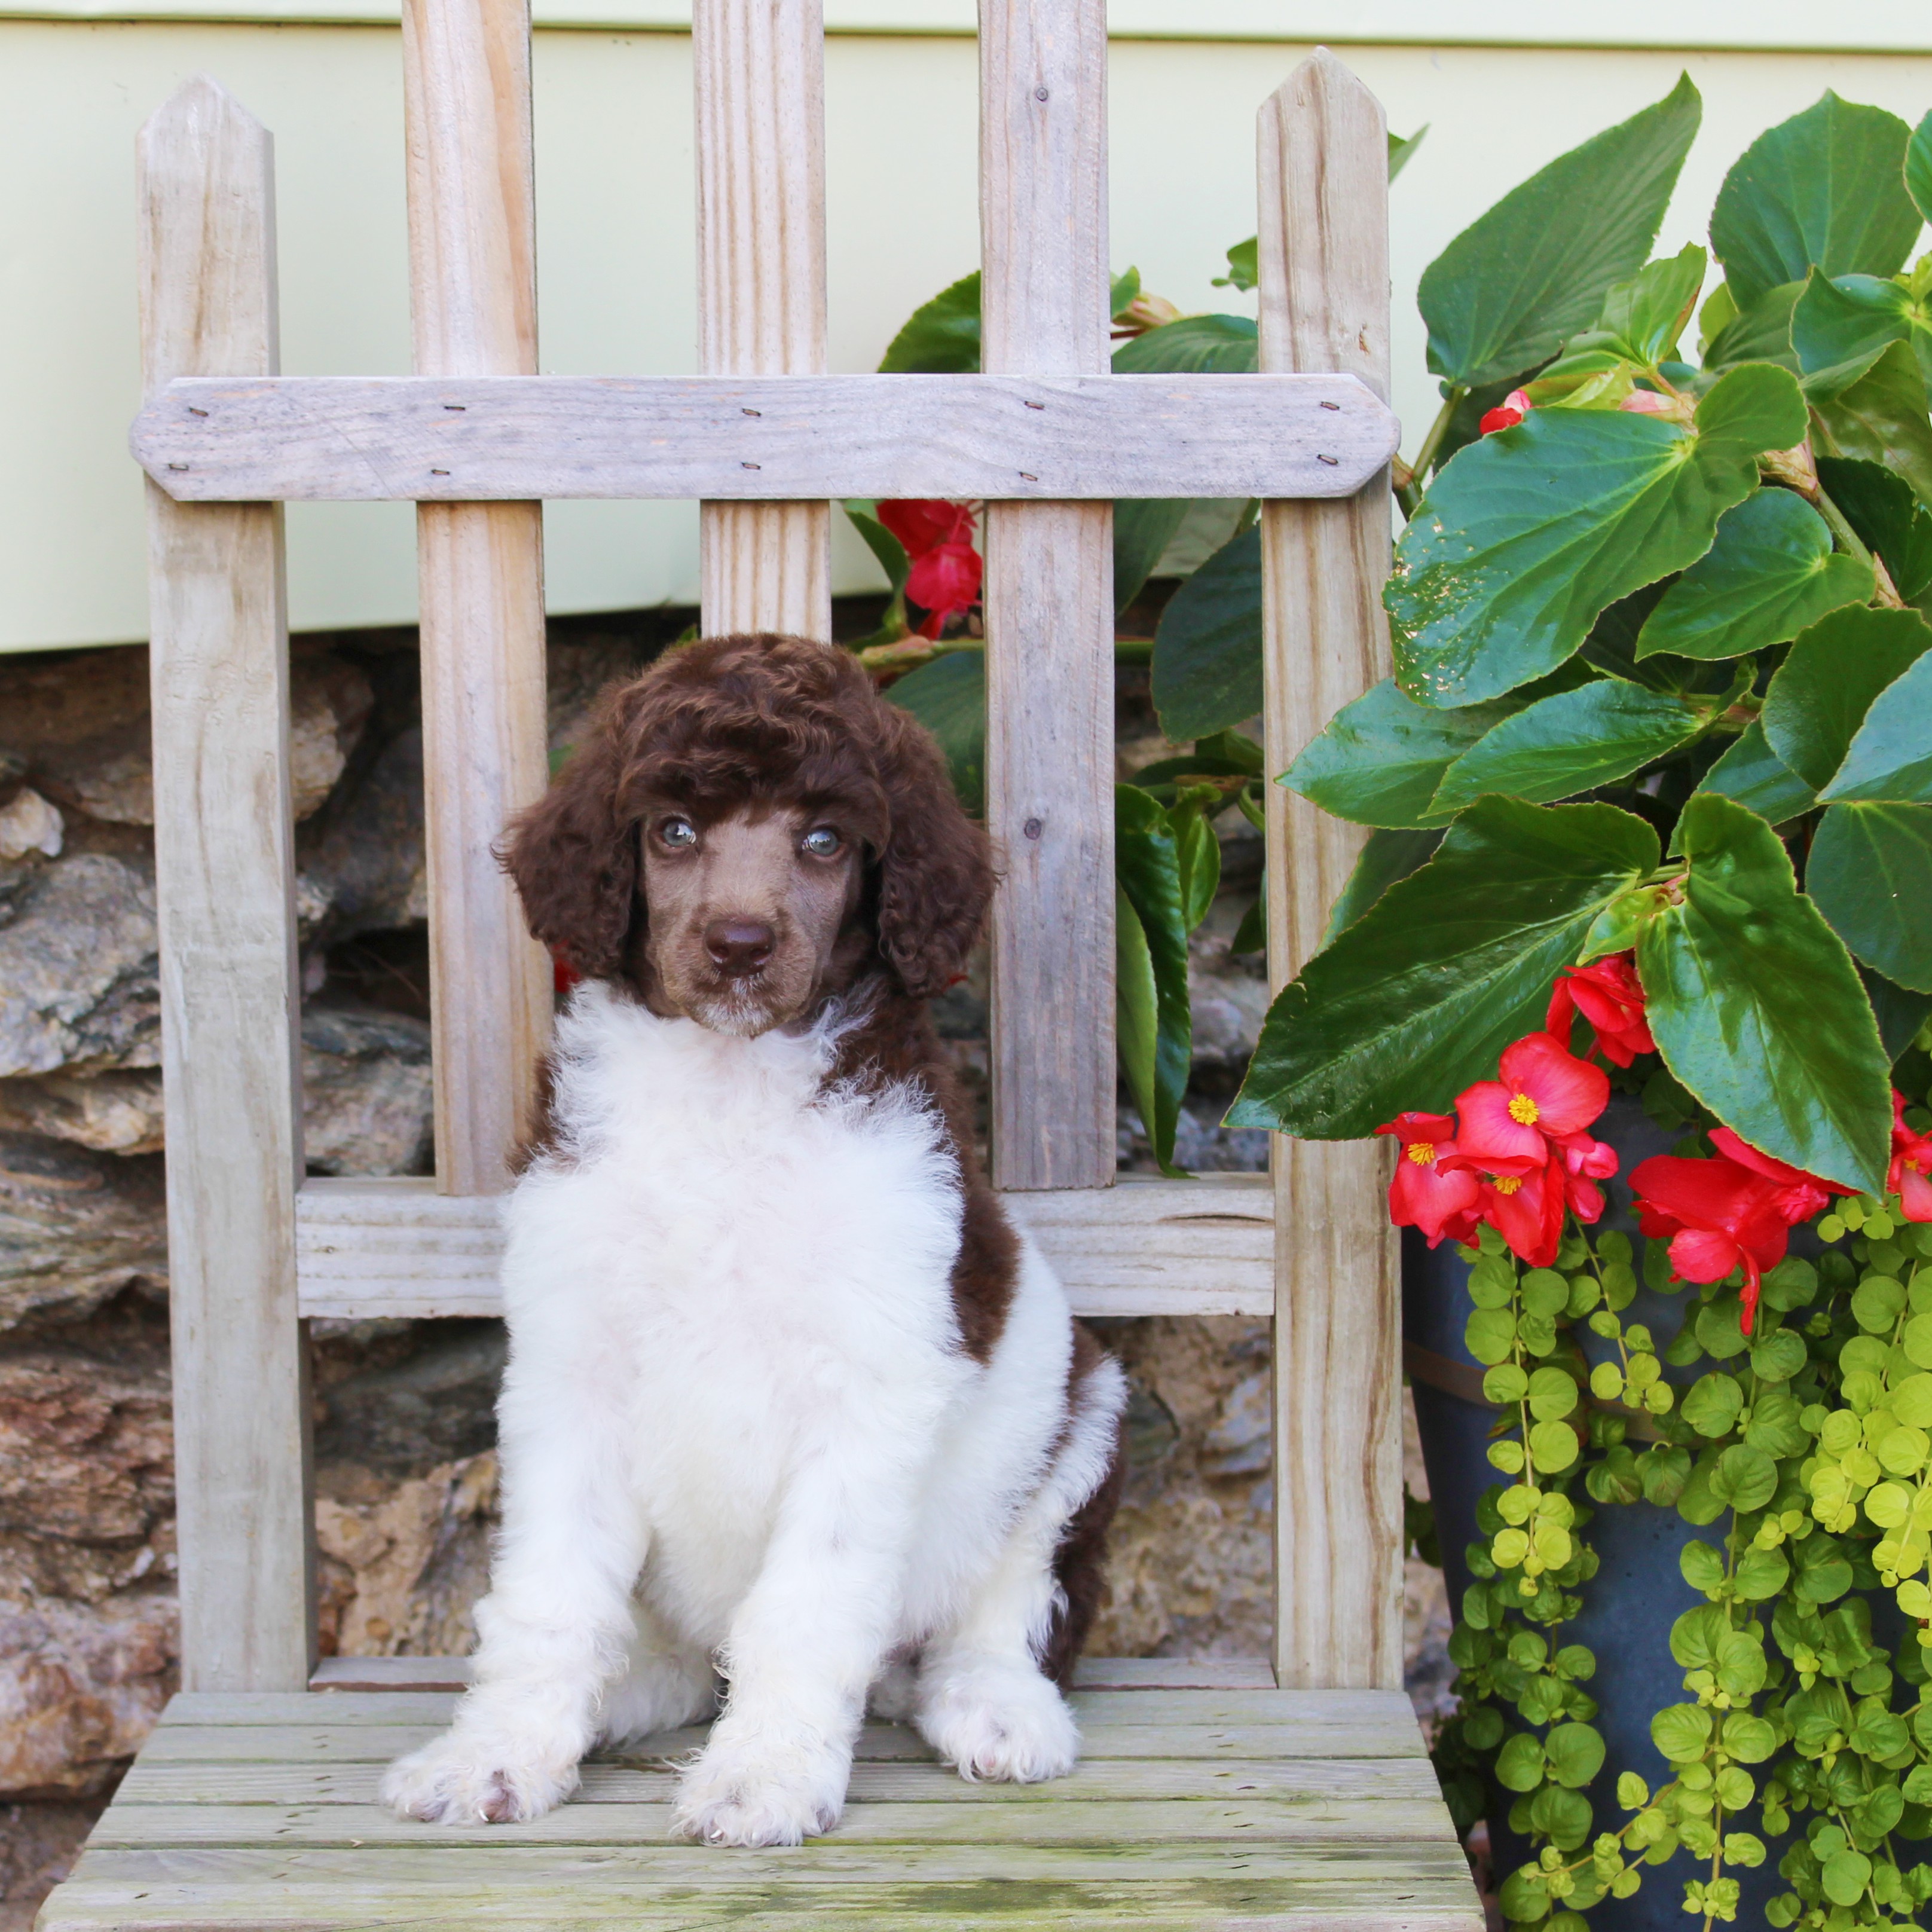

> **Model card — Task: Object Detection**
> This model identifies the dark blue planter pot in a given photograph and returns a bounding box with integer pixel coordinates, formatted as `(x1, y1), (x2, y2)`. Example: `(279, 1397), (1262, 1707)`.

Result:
(1404, 1095), (1792, 1929)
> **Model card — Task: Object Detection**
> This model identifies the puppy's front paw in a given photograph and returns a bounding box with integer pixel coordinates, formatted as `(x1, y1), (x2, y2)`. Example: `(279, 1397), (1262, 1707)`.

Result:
(671, 1734), (848, 1847)
(380, 1729), (579, 1825)
(918, 1665), (1078, 1784)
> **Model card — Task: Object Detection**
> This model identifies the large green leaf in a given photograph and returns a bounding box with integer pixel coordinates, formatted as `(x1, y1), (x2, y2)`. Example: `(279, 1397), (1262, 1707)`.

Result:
(1430, 678), (1707, 811)
(1693, 721), (1817, 826)
(1225, 798), (1658, 1138)
(1808, 802), (1932, 993)
(1151, 525), (1262, 741)
(1109, 316), (1258, 611)
(1760, 604), (1932, 790)
(1816, 456), (1932, 603)
(1116, 887), (1164, 1165)
(1864, 964), (1932, 1059)
(1116, 785), (1193, 1173)
(1112, 314), (1257, 375)
(1910, 111), (1932, 226)
(1812, 340), (1932, 509)
(842, 500), (910, 593)
(1703, 282), (1803, 373)
(1282, 679), (1516, 829)
(1709, 92), (1922, 311)
(1389, 363), (1809, 707)
(1323, 829), (1442, 944)
(1792, 269), (1925, 397)
(1637, 793), (1891, 1192)
(1635, 488), (1873, 660)
(879, 271), (982, 373)
(1820, 650), (1932, 803)
(1417, 74), (1699, 391)
(885, 651), (985, 815)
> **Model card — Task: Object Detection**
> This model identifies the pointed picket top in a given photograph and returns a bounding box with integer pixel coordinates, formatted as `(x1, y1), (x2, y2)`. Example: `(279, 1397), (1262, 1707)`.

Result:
(1258, 49), (1389, 393)
(137, 74), (279, 392)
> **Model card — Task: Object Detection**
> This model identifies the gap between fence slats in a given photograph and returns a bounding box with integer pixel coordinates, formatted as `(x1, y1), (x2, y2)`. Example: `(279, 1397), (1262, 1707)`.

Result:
(980, 0), (1114, 1191)
(403, 0), (551, 1197)
(137, 77), (313, 1693)
(694, 0), (830, 637)
(1260, 50), (1405, 1693)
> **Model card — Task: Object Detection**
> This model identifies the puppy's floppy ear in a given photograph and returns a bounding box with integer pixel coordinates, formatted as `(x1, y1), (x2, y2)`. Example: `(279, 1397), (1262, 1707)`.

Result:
(499, 699), (638, 980)
(872, 704), (995, 998)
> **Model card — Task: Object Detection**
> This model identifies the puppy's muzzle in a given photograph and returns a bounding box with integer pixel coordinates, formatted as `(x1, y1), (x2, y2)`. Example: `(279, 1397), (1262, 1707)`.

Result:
(704, 918), (776, 980)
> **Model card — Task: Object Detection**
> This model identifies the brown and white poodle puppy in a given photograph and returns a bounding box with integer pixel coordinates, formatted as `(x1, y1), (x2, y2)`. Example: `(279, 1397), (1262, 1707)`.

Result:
(381, 633), (1126, 1848)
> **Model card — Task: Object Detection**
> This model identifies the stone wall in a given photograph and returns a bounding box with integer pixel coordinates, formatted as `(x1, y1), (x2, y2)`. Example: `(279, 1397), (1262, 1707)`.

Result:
(0, 625), (1449, 1927)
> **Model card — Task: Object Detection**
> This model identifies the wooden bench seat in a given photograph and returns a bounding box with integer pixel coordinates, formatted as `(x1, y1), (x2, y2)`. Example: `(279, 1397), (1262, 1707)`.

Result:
(43, 1671), (1480, 1931)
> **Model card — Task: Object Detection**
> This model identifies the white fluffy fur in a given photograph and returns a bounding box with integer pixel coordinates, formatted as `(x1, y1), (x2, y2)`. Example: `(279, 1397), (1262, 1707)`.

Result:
(381, 982), (1124, 1845)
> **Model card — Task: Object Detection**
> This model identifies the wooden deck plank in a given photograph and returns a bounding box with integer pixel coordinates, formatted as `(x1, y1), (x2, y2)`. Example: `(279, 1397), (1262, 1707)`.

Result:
(307, 1652), (1281, 1695)
(114, 1754), (1444, 1808)
(87, 1796), (1457, 1850)
(160, 1688), (1407, 1731)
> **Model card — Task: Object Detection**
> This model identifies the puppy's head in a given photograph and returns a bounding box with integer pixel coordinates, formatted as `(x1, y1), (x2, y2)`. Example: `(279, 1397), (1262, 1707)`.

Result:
(502, 634), (993, 1035)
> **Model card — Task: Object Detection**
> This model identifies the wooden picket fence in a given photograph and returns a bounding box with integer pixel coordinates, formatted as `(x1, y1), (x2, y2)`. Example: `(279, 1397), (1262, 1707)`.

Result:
(37, 4), (1483, 1925)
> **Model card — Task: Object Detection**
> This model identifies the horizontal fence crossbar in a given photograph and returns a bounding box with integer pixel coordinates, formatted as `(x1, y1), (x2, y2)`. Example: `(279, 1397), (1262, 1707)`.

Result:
(133, 371), (1398, 502)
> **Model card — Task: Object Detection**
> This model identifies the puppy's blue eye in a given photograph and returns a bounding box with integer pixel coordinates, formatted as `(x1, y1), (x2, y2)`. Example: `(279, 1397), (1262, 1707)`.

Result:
(660, 818), (698, 849)
(802, 827), (842, 859)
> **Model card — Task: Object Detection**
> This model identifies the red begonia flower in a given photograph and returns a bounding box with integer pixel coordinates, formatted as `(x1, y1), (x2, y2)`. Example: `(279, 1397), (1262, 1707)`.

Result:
(1629, 1151), (1796, 1334)
(1707, 1126), (1851, 1228)
(1375, 1112), (1481, 1247)
(1474, 1154), (1566, 1268)
(876, 499), (974, 555)
(1891, 1092), (1932, 1224)
(1450, 1031), (1612, 1170)
(907, 542), (985, 639)
(1551, 1128), (1617, 1223)
(1546, 953), (1654, 1067)
(1479, 389), (1533, 436)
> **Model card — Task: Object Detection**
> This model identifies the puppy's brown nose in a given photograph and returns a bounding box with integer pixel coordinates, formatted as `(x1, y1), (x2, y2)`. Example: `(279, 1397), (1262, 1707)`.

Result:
(704, 919), (775, 976)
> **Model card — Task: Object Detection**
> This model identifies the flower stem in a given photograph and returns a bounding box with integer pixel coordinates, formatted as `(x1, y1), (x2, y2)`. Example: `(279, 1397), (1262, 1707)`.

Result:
(1810, 482), (1905, 609)
(1395, 389), (1466, 518)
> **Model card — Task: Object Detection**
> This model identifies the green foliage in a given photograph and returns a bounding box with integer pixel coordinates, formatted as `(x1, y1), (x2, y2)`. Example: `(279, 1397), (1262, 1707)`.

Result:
(1417, 74), (1700, 390)
(882, 651), (985, 817)
(1115, 784), (1201, 1176)
(1151, 525), (1262, 741)
(1388, 365), (1807, 706)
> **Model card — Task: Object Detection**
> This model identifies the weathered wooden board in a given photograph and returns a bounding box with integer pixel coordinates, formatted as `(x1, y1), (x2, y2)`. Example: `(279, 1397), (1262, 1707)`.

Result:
(291, 1173), (1274, 1319)
(694, 0), (830, 637)
(1260, 53), (1407, 1696)
(303, 1652), (1280, 1696)
(402, 0), (552, 1200)
(137, 75), (313, 1697)
(157, 1688), (1413, 1733)
(131, 372), (1397, 503)
(116, 1754), (1445, 1808)
(90, 1795), (1457, 1850)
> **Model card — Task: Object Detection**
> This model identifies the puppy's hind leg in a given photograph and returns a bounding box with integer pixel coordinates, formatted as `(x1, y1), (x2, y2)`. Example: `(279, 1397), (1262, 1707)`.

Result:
(599, 1597), (719, 1746)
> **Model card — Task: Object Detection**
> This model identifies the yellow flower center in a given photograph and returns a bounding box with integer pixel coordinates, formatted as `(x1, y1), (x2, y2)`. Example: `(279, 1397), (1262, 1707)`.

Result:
(1508, 1092), (1540, 1125)
(1406, 1142), (1436, 1166)
(1493, 1175), (1524, 1196)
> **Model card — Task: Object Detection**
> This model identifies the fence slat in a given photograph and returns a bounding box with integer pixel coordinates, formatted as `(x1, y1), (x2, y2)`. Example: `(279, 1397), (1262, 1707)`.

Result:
(137, 75), (313, 1691)
(403, 0), (552, 1196)
(694, 0), (830, 638)
(980, 0), (1114, 1191)
(1260, 51), (1404, 1691)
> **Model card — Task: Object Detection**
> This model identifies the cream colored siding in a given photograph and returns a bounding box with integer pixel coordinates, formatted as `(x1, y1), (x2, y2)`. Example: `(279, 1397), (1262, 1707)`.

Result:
(4, 15), (1931, 650)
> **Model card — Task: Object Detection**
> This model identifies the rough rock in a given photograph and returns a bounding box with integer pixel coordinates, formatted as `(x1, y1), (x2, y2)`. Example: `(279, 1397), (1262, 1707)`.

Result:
(0, 794), (62, 866)
(0, 856), (157, 1078)
(0, 1138), (167, 1332)
(0, 1799), (99, 1932)
(547, 635), (654, 756)
(299, 726), (428, 939)
(0, 1594), (176, 1798)
(0, 1075), (164, 1158)
(315, 1453), (498, 1658)
(301, 1003), (434, 1177)
(0, 646), (373, 829)
(314, 1321), (506, 1474)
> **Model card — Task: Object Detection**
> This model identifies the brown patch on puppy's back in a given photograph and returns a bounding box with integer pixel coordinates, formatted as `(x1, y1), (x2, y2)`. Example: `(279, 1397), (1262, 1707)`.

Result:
(1039, 1322), (1127, 1688)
